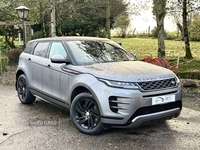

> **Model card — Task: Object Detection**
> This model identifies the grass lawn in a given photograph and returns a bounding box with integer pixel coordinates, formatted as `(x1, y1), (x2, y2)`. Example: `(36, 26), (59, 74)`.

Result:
(112, 38), (200, 79)
(112, 38), (200, 60)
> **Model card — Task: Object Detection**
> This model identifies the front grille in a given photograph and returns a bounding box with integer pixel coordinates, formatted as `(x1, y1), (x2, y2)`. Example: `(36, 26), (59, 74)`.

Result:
(137, 78), (177, 91)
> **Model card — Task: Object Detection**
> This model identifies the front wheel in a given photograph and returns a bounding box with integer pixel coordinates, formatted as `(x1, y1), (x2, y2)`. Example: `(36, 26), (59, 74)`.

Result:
(70, 92), (103, 135)
(17, 74), (35, 104)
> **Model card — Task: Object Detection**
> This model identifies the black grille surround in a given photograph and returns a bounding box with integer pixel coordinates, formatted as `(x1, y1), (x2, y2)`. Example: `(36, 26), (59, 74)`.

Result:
(136, 77), (178, 91)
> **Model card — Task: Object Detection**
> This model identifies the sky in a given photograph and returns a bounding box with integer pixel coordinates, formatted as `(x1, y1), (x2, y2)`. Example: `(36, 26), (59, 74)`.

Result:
(130, 13), (177, 33)
(129, 0), (177, 33)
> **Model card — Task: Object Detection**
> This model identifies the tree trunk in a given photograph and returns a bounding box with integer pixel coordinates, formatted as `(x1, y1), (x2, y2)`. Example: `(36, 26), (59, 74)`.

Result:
(106, 0), (111, 39)
(39, 2), (46, 37)
(50, 0), (56, 37)
(156, 0), (165, 58)
(182, 0), (193, 59)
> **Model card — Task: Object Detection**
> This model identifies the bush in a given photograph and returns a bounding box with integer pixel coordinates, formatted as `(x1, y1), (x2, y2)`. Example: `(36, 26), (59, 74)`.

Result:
(31, 31), (44, 40)
(0, 36), (10, 54)
(0, 56), (8, 73)
(151, 27), (167, 38)
(189, 14), (200, 41)
(6, 48), (23, 65)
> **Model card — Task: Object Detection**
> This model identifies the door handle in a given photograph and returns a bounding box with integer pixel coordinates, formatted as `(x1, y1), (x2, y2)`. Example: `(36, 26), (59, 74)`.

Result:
(44, 63), (51, 67)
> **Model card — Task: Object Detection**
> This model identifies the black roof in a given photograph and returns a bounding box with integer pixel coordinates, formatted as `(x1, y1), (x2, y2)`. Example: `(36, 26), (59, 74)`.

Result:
(29, 36), (110, 42)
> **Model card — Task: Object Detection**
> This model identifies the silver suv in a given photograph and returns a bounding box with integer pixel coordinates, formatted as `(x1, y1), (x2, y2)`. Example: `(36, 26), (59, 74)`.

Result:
(16, 37), (182, 135)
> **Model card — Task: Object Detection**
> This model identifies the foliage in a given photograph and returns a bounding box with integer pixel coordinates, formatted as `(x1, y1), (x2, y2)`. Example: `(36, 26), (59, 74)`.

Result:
(0, 56), (8, 73)
(151, 27), (176, 40)
(31, 31), (44, 40)
(60, 0), (127, 37)
(0, 0), (128, 44)
(151, 27), (158, 38)
(113, 14), (130, 38)
(189, 14), (200, 41)
(61, 9), (104, 36)
(152, 0), (167, 17)
(6, 48), (23, 65)
(176, 59), (200, 79)
(167, 0), (200, 59)
(0, 36), (10, 54)
(165, 32), (177, 40)
(0, 0), (24, 48)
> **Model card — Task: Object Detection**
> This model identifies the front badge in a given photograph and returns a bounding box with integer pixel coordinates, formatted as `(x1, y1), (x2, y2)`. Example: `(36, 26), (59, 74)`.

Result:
(152, 95), (175, 105)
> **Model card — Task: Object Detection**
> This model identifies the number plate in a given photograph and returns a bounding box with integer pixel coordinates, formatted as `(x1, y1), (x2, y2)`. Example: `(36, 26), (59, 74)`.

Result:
(152, 95), (175, 105)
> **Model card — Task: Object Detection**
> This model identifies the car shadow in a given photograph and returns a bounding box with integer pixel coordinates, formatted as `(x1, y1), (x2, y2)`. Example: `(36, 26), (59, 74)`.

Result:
(18, 98), (179, 138)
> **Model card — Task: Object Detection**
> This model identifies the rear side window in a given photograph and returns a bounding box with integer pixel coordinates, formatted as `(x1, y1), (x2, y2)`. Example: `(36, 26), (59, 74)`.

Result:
(24, 42), (37, 54)
(33, 42), (49, 58)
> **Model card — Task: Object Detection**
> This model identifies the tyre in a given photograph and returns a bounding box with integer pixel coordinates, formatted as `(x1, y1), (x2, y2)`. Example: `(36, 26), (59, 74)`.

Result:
(70, 92), (104, 135)
(17, 74), (35, 104)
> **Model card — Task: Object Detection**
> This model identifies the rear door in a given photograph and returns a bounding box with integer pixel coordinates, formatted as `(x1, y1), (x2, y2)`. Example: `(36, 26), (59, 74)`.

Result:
(30, 42), (50, 92)
(20, 41), (37, 88)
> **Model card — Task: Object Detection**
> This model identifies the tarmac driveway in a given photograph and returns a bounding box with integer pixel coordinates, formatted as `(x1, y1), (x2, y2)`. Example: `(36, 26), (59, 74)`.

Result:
(0, 85), (200, 150)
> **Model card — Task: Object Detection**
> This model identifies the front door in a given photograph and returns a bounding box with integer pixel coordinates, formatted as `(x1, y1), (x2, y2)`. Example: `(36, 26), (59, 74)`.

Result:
(42, 41), (69, 104)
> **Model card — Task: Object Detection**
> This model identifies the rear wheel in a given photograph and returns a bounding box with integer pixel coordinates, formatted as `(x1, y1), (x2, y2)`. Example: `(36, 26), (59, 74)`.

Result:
(70, 92), (103, 135)
(17, 74), (35, 104)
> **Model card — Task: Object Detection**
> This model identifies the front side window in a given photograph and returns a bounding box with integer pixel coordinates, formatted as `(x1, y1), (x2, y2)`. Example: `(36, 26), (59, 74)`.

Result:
(33, 42), (49, 58)
(49, 42), (67, 58)
(66, 40), (136, 65)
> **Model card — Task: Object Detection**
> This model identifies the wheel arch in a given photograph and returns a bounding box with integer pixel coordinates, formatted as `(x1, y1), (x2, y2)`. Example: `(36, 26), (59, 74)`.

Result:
(70, 85), (103, 115)
(70, 86), (91, 103)
(15, 69), (25, 90)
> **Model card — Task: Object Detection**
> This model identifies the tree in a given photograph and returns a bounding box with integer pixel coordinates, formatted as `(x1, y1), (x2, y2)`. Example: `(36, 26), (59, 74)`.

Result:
(0, 0), (51, 47)
(60, 0), (127, 37)
(0, 0), (20, 48)
(113, 14), (130, 38)
(182, 0), (192, 59)
(60, 1), (106, 36)
(105, 0), (111, 39)
(167, 0), (200, 59)
(153, 0), (167, 58)
(189, 14), (200, 41)
(0, 0), (128, 47)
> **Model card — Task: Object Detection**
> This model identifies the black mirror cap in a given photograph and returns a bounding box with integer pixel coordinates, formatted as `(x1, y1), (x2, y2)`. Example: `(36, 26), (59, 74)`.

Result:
(50, 55), (70, 64)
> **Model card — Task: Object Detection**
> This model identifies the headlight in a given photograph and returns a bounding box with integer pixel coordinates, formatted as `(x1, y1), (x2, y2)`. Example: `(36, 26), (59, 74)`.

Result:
(175, 76), (180, 85)
(99, 79), (138, 89)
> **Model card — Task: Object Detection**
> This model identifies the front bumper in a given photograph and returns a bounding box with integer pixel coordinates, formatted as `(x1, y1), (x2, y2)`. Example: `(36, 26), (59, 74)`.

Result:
(102, 100), (182, 128)
(128, 107), (181, 128)
(90, 81), (182, 128)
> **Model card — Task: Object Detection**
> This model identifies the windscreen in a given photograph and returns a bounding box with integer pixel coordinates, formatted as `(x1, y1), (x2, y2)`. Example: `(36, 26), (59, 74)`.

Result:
(66, 40), (136, 65)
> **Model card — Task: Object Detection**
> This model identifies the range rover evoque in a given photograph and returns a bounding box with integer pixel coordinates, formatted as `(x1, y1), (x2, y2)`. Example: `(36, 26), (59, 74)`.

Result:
(16, 37), (182, 135)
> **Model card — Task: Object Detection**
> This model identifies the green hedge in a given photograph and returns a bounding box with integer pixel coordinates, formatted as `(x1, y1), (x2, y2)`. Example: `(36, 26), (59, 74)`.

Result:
(6, 48), (23, 65)
(177, 72), (200, 80)
(0, 56), (8, 74)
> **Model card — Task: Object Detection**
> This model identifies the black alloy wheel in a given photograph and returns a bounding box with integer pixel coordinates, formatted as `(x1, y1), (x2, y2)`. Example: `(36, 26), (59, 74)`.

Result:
(17, 74), (35, 104)
(70, 92), (103, 135)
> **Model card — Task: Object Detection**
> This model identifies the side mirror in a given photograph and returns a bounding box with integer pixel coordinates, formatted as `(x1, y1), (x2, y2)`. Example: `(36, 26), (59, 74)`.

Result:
(50, 55), (70, 64)
(130, 52), (137, 60)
